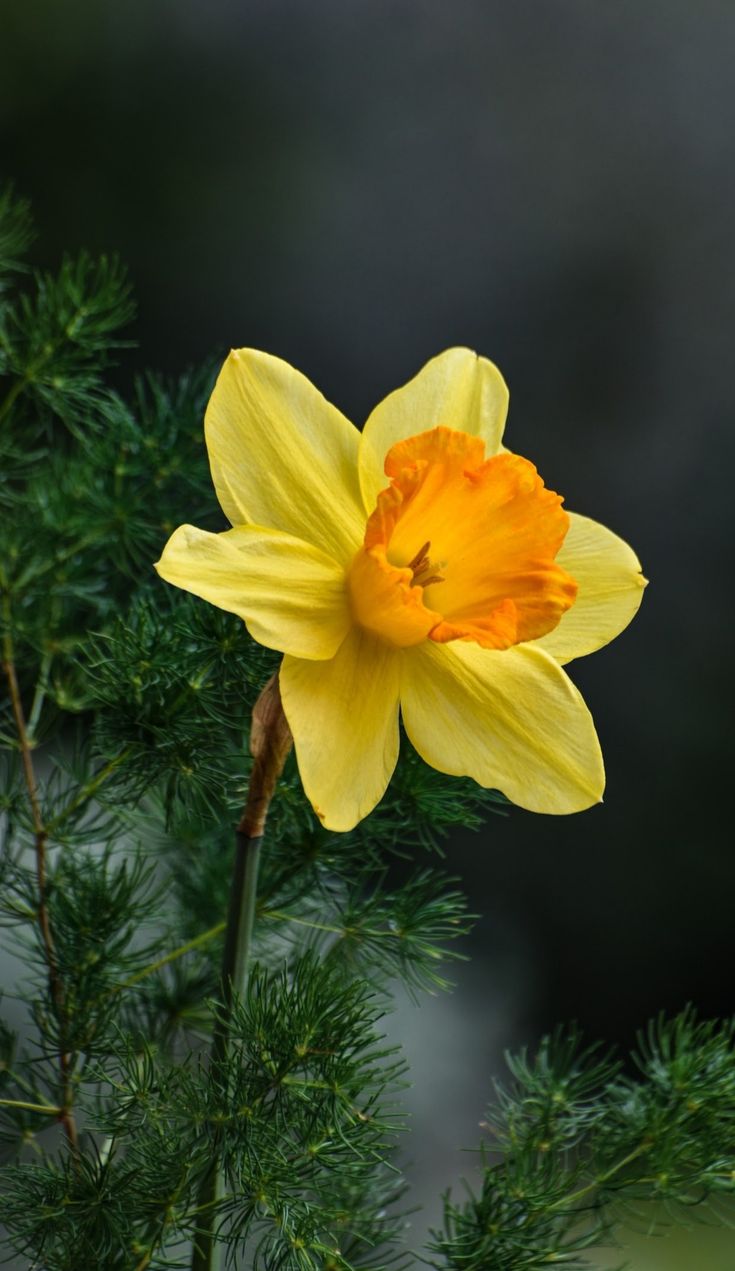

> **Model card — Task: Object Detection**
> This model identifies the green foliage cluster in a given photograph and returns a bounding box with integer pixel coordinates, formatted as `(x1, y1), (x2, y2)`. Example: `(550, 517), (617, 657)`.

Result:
(431, 1011), (735, 1269)
(1, 186), (733, 1270)
(2, 959), (409, 1271)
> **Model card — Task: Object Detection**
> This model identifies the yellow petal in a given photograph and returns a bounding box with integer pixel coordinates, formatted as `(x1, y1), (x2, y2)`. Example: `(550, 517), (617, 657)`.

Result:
(280, 629), (401, 831)
(532, 512), (647, 664)
(205, 349), (365, 561)
(155, 524), (351, 660)
(358, 348), (509, 513)
(400, 640), (604, 814)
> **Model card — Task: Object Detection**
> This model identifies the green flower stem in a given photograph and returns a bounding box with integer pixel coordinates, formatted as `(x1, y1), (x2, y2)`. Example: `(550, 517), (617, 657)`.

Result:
(190, 835), (263, 1271)
(191, 674), (292, 1271)
(213, 833), (262, 1057)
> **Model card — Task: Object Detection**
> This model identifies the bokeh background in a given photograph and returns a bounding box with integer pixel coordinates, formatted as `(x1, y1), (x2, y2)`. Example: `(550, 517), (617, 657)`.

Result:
(2, 1), (734, 1264)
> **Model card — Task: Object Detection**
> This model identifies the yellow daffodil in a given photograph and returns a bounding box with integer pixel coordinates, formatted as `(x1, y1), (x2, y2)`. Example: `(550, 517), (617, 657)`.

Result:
(155, 348), (646, 831)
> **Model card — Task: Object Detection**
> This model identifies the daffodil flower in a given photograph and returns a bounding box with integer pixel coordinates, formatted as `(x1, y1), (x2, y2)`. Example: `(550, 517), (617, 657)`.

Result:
(155, 348), (646, 831)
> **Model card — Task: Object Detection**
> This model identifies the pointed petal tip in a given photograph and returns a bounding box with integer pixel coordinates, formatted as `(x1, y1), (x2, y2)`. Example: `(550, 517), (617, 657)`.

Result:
(401, 641), (606, 818)
(535, 514), (647, 664)
(311, 804), (359, 833)
(437, 343), (478, 357)
(281, 631), (400, 834)
(309, 799), (365, 832)
(358, 347), (510, 511)
(512, 771), (605, 815)
(226, 345), (258, 362)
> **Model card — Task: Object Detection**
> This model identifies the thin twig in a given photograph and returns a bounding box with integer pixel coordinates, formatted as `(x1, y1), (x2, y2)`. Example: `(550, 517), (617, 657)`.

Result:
(2, 619), (79, 1155)
(26, 651), (53, 741)
(0, 1098), (64, 1116)
(547, 1141), (653, 1213)
(260, 907), (407, 941)
(260, 908), (345, 935)
(46, 746), (133, 835)
(0, 375), (27, 424)
(119, 921), (226, 991)
(132, 1178), (190, 1271)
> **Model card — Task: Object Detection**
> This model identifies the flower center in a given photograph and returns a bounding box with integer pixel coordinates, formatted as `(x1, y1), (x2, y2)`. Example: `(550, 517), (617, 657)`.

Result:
(347, 426), (577, 650)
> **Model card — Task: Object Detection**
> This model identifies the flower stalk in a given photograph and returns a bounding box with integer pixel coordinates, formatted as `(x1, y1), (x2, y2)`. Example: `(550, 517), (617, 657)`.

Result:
(191, 672), (292, 1271)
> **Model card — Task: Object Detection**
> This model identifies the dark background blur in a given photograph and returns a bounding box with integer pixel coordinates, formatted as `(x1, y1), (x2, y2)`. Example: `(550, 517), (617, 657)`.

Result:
(2, 0), (734, 1253)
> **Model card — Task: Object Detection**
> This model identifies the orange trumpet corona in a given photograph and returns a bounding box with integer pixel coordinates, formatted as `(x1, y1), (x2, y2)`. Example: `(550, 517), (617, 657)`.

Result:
(348, 426), (577, 651)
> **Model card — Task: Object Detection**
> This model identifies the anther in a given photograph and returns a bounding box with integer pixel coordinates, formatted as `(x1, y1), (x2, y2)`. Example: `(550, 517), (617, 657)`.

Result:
(407, 541), (431, 572)
(408, 540), (445, 588)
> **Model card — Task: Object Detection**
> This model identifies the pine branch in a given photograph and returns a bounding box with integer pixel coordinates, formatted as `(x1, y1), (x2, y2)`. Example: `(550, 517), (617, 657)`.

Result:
(259, 867), (474, 996)
(1, 959), (410, 1270)
(0, 250), (135, 431)
(429, 1010), (735, 1271)
(1, 609), (79, 1156)
(0, 183), (35, 290)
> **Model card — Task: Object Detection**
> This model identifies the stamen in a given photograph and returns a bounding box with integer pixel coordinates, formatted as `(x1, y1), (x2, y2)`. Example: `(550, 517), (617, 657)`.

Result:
(407, 540), (431, 572)
(408, 540), (445, 588)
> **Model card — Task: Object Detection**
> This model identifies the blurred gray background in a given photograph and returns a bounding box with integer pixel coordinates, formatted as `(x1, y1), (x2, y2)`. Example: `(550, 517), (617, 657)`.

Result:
(2, 1), (734, 1263)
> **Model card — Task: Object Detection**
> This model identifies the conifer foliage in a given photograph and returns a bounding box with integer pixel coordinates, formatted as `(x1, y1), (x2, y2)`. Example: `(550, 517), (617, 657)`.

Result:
(1, 186), (733, 1269)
